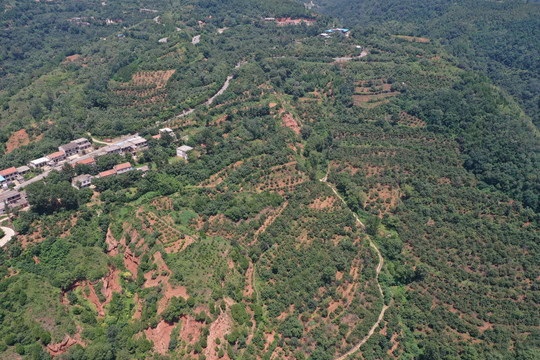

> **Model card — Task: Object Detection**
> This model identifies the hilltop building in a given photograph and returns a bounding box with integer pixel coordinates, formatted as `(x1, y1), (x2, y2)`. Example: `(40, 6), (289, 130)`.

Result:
(176, 145), (193, 160)
(72, 174), (93, 189)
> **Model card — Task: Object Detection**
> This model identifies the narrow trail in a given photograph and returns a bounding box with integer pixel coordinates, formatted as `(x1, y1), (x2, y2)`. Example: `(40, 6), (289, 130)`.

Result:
(162, 62), (245, 125)
(320, 168), (389, 359)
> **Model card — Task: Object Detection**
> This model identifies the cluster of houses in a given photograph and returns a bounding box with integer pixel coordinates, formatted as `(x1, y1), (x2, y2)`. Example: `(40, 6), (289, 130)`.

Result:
(28, 138), (92, 170)
(264, 17), (315, 26)
(94, 135), (148, 157)
(72, 162), (149, 189)
(319, 28), (350, 38)
(0, 128), (192, 213)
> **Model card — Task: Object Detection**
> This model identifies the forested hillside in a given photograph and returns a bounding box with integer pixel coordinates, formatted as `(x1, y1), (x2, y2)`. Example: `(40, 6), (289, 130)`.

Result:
(0, 0), (538, 359)
(309, 0), (540, 128)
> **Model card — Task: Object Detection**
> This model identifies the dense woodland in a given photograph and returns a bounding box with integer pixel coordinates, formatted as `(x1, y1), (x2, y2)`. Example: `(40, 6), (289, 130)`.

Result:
(311, 0), (540, 128)
(0, 0), (538, 359)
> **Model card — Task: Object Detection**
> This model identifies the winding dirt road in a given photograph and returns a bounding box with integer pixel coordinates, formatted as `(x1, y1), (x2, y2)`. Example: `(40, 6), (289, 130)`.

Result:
(320, 169), (389, 359)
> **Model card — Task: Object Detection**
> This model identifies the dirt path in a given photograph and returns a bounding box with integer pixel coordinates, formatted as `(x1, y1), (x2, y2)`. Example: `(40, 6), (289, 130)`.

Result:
(164, 72), (237, 124)
(87, 133), (109, 145)
(320, 168), (389, 359)
(333, 49), (369, 63)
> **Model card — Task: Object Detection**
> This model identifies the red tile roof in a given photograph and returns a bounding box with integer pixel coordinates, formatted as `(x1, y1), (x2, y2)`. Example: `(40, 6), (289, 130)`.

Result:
(114, 162), (132, 171)
(0, 167), (18, 176)
(98, 169), (116, 178)
(76, 157), (95, 165)
(48, 151), (65, 159)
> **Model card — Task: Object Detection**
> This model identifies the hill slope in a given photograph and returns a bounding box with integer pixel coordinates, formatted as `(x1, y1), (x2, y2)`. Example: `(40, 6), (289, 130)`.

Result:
(0, 0), (538, 359)
(309, 0), (540, 128)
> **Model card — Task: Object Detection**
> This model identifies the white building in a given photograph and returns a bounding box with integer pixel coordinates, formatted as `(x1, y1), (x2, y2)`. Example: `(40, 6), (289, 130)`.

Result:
(159, 128), (176, 139)
(72, 174), (93, 189)
(30, 157), (49, 169)
(176, 145), (193, 160)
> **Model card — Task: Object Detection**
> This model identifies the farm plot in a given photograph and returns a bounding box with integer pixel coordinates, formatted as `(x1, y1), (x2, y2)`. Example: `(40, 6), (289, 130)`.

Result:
(110, 70), (175, 107)
(353, 79), (399, 108)
(396, 112), (426, 128)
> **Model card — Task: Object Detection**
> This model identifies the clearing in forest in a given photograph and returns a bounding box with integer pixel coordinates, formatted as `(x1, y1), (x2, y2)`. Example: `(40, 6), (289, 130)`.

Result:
(111, 70), (176, 106)
(392, 35), (431, 43)
(281, 112), (301, 135)
(353, 79), (399, 108)
(397, 112), (426, 128)
(5, 129), (31, 153)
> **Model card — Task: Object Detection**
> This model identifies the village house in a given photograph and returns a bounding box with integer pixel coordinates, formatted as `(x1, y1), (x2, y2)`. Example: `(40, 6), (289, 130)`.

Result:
(29, 157), (49, 169)
(16, 166), (30, 177)
(114, 162), (133, 175)
(73, 138), (92, 152)
(0, 190), (28, 214)
(176, 145), (193, 160)
(104, 145), (121, 155)
(129, 136), (148, 149)
(58, 142), (79, 157)
(159, 128), (176, 140)
(118, 142), (137, 154)
(72, 174), (93, 189)
(98, 169), (117, 178)
(137, 165), (150, 175)
(0, 167), (18, 182)
(75, 157), (96, 166)
(46, 151), (66, 166)
(275, 18), (315, 26)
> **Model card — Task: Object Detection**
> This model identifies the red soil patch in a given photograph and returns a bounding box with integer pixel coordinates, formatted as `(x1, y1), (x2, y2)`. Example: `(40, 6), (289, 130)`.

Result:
(164, 234), (196, 254)
(179, 315), (203, 345)
(243, 260), (255, 298)
(210, 115), (227, 126)
(387, 332), (400, 356)
(264, 332), (275, 351)
(202, 160), (245, 187)
(64, 54), (80, 62)
(81, 267), (122, 317)
(251, 201), (288, 245)
(269, 102), (278, 108)
(102, 267), (122, 299)
(5, 129), (30, 153)
(205, 312), (232, 359)
(308, 196), (336, 210)
(281, 113), (301, 135)
(144, 251), (189, 314)
(105, 227), (119, 256)
(47, 333), (84, 356)
(124, 248), (139, 278)
(133, 293), (142, 319)
(144, 320), (176, 355)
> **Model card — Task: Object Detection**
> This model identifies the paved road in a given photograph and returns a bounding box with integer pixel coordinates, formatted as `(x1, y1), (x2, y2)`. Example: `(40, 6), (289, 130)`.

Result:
(0, 226), (15, 247)
(333, 49), (369, 62)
